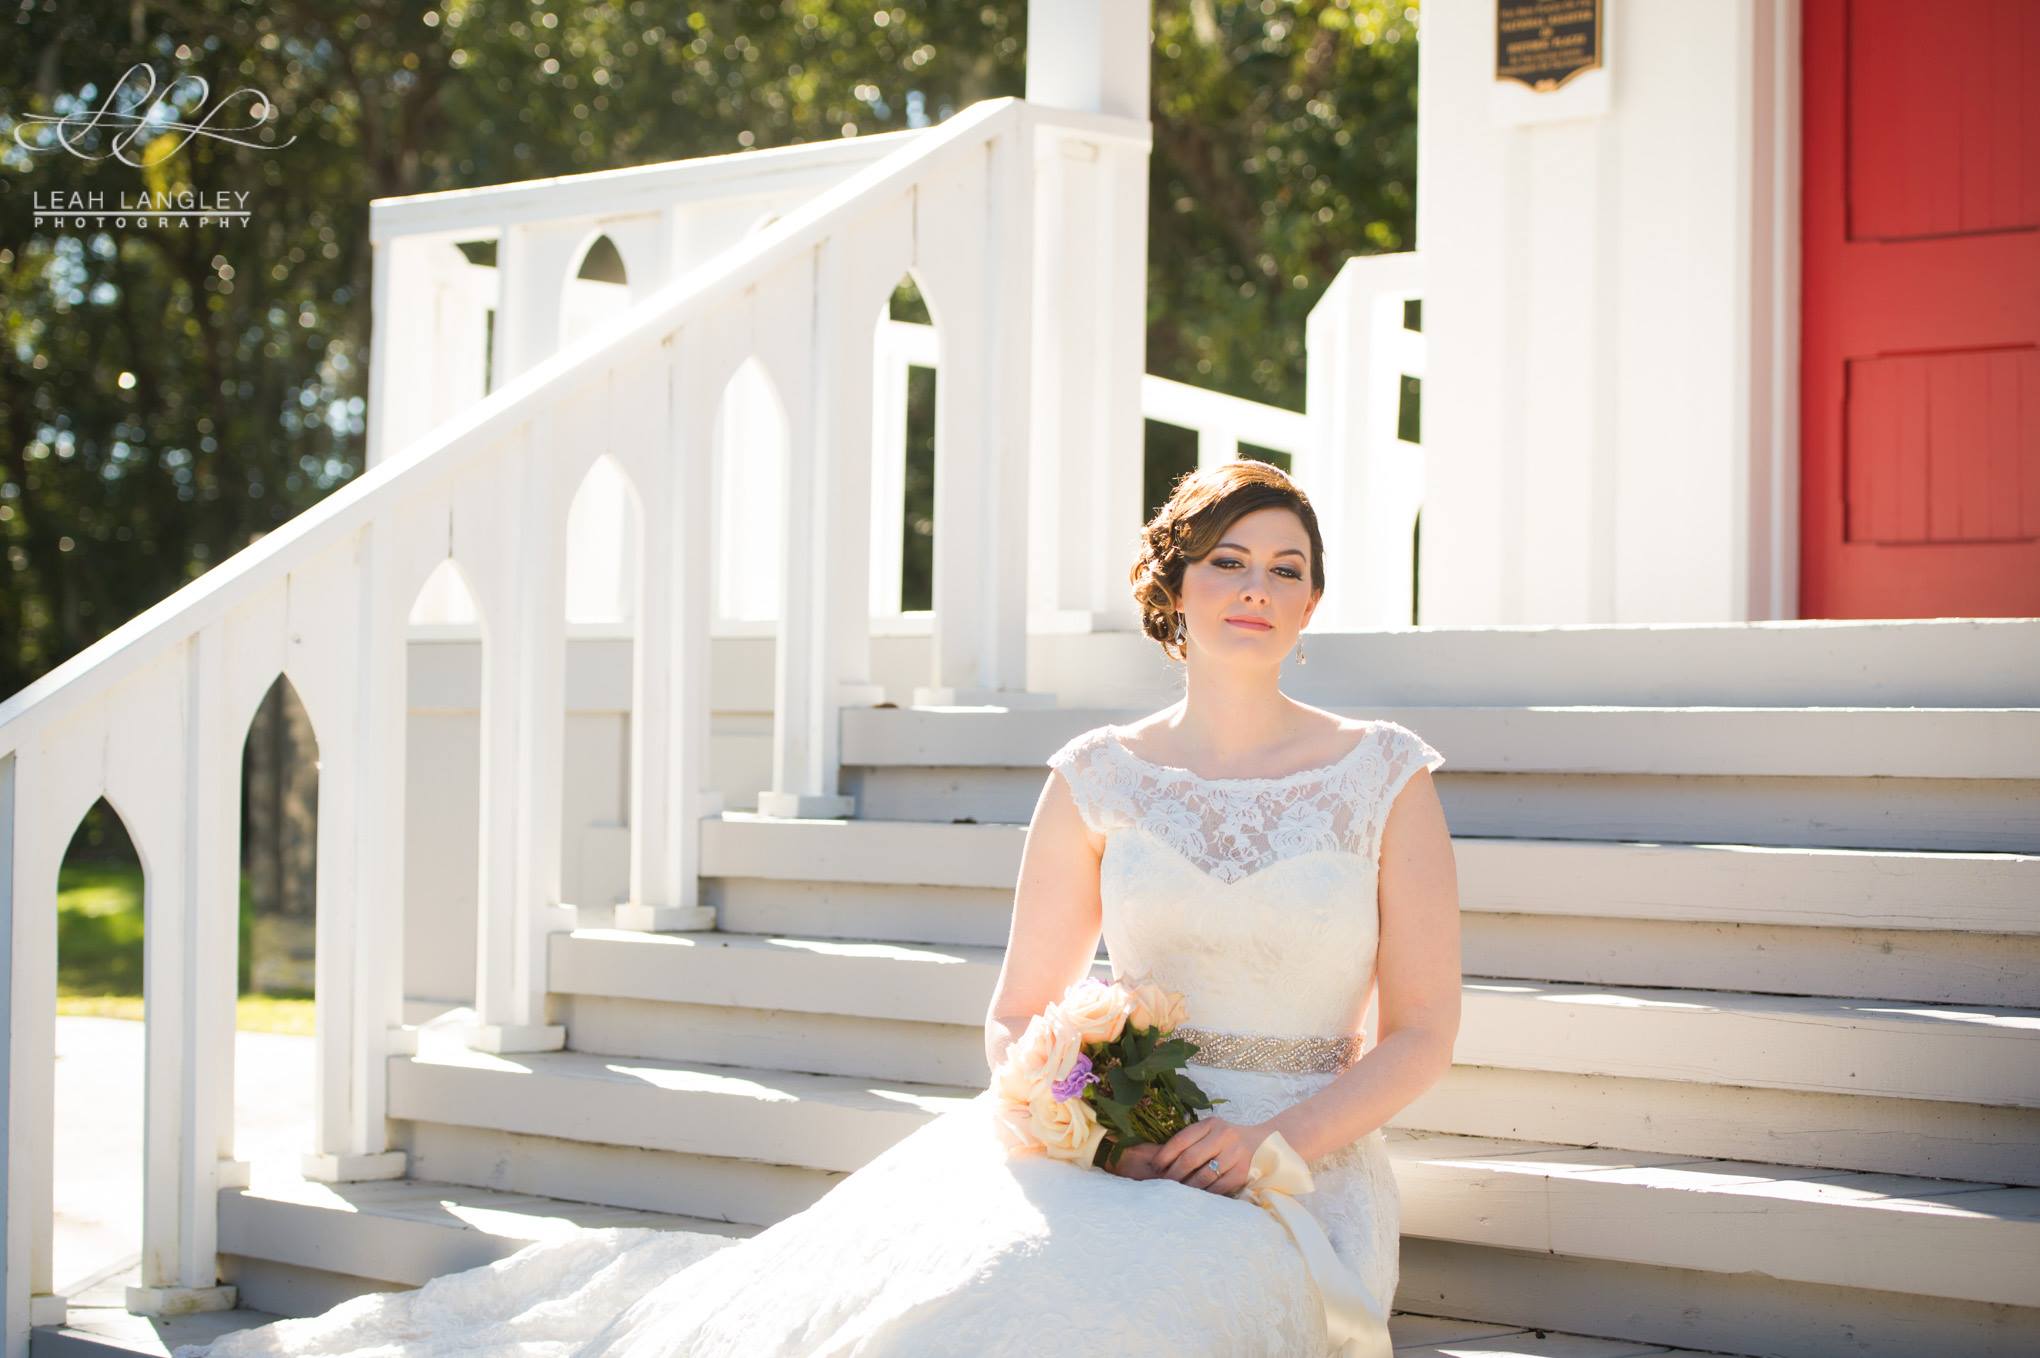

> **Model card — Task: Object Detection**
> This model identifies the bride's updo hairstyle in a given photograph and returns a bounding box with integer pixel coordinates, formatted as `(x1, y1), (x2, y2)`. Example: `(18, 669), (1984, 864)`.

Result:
(1131, 459), (1326, 664)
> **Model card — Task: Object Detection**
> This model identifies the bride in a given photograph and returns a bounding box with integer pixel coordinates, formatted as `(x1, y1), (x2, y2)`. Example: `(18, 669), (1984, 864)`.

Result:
(180, 459), (1461, 1358)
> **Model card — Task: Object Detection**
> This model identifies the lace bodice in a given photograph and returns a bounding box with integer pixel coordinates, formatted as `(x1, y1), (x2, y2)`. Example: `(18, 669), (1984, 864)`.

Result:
(1045, 719), (1446, 1039)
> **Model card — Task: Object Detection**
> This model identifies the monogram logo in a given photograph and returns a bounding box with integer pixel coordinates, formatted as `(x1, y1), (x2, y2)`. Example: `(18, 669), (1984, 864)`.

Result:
(10, 62), (295, 166)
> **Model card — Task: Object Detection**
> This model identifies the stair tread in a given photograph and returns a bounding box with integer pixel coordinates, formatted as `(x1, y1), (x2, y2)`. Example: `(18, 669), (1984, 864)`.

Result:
(398, 1044), (2040, 1221)
(233, 1174), (755, 1239)
(405, 1036), (983, 1107)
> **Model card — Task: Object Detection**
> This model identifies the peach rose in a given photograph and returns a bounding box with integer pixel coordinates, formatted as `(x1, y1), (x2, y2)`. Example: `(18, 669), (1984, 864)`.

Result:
(989, 1099), (1043, 1155)
(1028, 1086), (1107, 1164)
(1056, 977), (1131, 1045)
(1124, 978), (1189, 1035)
(994, 1011), (1083, 1095)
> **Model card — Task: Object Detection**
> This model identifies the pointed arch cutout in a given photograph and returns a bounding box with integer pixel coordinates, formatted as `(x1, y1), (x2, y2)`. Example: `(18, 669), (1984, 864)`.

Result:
(54, 795), (150, 998)
(874, 271), (942, 615)
(240, 672), (320, 998)
(565, 453), (646, 625)
(409, 556), (482, 628)
(712, 355), (791, 624)
(562, 230), (633, 349)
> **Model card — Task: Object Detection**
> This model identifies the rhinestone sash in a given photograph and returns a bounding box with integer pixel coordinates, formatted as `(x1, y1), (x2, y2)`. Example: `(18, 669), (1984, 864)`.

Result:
(1173, 1025), (1363, 1075)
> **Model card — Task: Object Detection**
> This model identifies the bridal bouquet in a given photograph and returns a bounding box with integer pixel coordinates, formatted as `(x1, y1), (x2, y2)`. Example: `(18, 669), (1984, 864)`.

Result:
(989, 975), (1223, 1170)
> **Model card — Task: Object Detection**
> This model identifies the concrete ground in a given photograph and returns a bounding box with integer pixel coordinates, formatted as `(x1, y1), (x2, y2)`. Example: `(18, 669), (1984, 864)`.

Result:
(54, 1016), (315, 1305)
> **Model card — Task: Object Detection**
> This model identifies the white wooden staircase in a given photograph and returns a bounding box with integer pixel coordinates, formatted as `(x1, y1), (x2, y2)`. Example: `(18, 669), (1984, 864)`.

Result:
(38, 620), (2037, 1358)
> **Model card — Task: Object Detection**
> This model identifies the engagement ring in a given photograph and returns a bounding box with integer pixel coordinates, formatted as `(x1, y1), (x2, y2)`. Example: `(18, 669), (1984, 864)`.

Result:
(1202, 1157), (1221, 1176)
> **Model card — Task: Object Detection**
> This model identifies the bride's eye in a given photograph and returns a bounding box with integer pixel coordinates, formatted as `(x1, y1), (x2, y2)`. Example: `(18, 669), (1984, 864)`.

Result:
(1213, 558), (1300, 580)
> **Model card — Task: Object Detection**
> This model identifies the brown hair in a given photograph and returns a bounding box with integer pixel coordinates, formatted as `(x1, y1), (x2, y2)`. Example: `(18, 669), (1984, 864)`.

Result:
(1130, 460), (1326, 663)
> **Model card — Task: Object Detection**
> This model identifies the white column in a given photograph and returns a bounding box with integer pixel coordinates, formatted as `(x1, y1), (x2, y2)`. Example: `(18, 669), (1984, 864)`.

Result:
(1025, 1), (1152, 634)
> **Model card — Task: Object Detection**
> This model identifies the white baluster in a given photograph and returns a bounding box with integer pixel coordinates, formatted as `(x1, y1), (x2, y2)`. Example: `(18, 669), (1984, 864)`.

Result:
(120, 644), (239, 1315)
(913, 117), (1056, 710)
(279, 541), (406, 1182)
(464, 414), (572, 1050)
(751, 254), (853, 820)
(2, 743), (76, 1349)
(757, 233), (886, 819)
(618, 351), (721, 930)
(1026, 8), (1152, 634)
(1302, 252), (1425, 631)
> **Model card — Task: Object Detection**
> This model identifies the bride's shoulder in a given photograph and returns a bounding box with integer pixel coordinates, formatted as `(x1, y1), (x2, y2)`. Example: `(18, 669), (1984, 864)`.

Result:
(1045, 721), (1124, 772)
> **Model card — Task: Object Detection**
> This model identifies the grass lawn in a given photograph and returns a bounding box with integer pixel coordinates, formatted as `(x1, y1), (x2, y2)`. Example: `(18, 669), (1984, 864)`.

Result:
(57, 862), (315, 1037)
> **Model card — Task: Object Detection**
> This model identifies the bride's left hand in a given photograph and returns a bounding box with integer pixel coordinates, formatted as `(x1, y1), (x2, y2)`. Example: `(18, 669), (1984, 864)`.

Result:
(1149, 1116), (1272, 1196)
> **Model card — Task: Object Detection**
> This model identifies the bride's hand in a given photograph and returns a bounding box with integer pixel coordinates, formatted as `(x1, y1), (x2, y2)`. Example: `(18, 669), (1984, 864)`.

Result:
(1102, 1141), (1168, 1180)
(1148, 1116), (1270, 1196)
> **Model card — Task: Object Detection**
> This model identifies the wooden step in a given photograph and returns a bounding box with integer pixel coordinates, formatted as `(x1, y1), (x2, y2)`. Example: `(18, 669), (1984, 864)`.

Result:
(388, 1041), (978, 1175)
(217, 1176), (751, 1288)
(841, 704), (2040, 780)
(29, 1306), (282, 1357)
(546, 929), (2039, 1110)
(703, 815), (2040, 936)
(23, 1296), (1755, 1358)
(831, 706), (2040, 850)
(382, 1044), (2040, 1311)
(1390, 1129), (2040, 1311)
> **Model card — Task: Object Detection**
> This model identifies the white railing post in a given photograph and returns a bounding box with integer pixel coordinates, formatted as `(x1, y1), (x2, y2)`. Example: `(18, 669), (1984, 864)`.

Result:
(1025, 3), (1152, 634)
(1302, 251), (1427, 630)
(462, 413), (572, 1051)
(367, 238), (489, 470)
(300, 520), (414, 1178)
(910, 117), (1055, 710)
(616, 350), (721, 930)
(751, 251), (860, 819)
(124, 629), (240, 1316)
(492, 222), (588, 389)
(1, 746), (71, 1356)
(757, 231), (888, 819)
(811, 238), (888, 742)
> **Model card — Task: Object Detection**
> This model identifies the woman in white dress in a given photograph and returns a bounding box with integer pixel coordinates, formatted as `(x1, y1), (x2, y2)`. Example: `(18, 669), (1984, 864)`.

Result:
(181, 459), (1462, 1358)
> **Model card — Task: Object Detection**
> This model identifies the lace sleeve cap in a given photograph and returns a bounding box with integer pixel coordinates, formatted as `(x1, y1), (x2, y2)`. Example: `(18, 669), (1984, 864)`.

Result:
(1045, 727), (1116, 835)
(1377, 721), (1445, 815)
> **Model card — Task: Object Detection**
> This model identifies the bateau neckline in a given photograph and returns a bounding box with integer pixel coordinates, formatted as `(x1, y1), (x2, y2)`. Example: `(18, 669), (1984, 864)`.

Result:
(1102, 722), (1381, 786)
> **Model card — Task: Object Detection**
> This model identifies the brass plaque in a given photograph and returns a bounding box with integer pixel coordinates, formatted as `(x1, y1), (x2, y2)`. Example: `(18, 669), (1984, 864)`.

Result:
(1496, 0), (1603, 92)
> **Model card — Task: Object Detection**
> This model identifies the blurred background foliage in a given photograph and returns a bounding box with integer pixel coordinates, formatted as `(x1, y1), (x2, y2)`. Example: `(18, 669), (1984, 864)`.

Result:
(1, 0), (1418, 698)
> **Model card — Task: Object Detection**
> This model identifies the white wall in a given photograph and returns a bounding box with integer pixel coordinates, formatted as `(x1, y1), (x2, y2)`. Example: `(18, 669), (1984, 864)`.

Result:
(1416, 0), (1797, 623)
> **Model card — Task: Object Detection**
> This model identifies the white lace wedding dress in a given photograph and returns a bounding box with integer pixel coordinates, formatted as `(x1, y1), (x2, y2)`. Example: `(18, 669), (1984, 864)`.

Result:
(180, 719), (1446, 1358)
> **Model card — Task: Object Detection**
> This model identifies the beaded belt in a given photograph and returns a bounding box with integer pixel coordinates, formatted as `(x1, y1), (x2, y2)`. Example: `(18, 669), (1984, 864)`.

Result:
(1173, 1025), (1363, 1075)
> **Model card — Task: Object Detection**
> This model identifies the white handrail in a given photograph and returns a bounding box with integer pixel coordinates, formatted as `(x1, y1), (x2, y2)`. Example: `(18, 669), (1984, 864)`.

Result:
(1142, 372), (1312, 465)
(0, 97), (1022, 754)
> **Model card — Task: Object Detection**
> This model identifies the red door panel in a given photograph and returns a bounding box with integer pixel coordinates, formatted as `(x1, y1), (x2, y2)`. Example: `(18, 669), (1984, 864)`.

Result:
(1802, 0), (2040, 617)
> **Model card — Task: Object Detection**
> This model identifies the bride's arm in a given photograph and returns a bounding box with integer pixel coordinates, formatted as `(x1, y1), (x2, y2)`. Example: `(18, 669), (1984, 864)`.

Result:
(983, 766), (1105, 1072)
(1262, 766), (1462, 1161)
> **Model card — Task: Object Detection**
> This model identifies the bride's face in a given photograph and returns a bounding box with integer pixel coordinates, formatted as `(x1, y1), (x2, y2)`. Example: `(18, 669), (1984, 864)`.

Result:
(1176, 506), (1319, 661)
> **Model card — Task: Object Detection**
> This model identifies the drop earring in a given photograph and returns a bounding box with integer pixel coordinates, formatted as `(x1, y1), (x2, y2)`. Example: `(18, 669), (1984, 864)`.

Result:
(1174, 611), (1186, 648)
(1297, 634), (1308, 665)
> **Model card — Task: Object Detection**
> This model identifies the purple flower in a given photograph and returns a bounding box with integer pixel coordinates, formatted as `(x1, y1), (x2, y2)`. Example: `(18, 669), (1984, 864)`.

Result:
(1052, 1053), (1098, 1101)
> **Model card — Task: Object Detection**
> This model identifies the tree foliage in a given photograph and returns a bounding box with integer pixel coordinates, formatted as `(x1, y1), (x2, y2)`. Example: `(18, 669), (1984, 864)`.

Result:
(1, 0), (1417, 696)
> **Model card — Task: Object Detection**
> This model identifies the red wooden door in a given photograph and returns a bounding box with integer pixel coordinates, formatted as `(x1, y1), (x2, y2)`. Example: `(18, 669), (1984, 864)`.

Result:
(1801, 0), (2040, 618)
